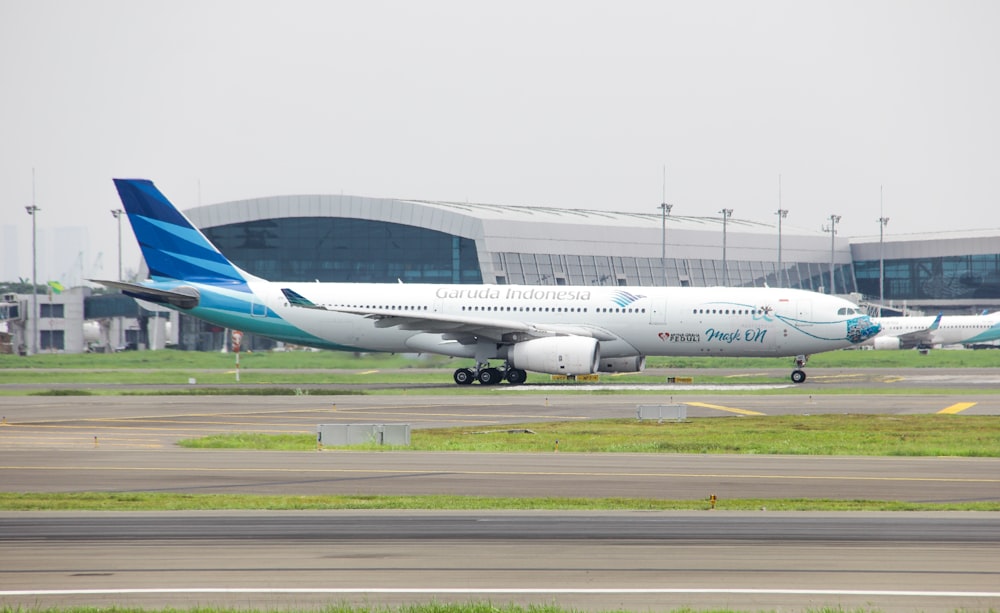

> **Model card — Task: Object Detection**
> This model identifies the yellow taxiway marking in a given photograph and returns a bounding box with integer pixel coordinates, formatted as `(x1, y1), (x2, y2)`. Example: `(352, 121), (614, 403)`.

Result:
(806, 373), (866, 381)
(684, 402), (765, 416)
(938, 402), (977, 414)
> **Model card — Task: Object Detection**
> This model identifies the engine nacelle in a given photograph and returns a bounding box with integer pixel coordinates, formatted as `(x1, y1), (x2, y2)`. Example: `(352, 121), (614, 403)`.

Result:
(597, 355), (646, 373)
(872, 336), (902, 350)
(509, 336), (600, 376)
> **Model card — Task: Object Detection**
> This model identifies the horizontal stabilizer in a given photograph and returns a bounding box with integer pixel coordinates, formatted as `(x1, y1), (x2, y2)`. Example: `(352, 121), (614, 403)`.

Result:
(92, 280), (200, 309)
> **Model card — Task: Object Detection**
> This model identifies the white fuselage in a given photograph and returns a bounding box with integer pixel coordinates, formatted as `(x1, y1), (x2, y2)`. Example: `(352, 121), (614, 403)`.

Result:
(243, 281), (871, 359)
(868, 313), (1000, 349)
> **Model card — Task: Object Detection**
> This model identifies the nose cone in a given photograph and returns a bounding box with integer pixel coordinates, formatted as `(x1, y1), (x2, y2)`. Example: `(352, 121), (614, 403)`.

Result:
(847, 315), (882, 343)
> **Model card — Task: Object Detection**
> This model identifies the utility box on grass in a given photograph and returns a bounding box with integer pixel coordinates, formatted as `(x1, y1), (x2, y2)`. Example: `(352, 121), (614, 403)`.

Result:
(317, 423), (411, 447)
(636, 404), (687, 422)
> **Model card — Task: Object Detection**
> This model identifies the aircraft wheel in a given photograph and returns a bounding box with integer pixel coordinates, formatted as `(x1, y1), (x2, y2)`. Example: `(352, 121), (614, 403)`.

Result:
(478, 367), (503, 385)
(791, 369), (807, 384)
(453, 368), (475, 385)
(505, 368), (527, 385)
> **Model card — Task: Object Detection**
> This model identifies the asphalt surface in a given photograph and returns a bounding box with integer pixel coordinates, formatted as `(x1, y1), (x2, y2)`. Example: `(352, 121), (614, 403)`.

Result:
(2, 511), (998, 612)
(2, 376), (999, 612)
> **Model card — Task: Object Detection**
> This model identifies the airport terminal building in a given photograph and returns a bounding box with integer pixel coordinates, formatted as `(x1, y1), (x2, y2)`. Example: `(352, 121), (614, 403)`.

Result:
(4, 193), (1000, 353)
(187, 195), (856, 292)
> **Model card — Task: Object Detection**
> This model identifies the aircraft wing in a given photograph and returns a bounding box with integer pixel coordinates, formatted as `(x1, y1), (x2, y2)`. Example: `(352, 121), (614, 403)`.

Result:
(890, 313), (943, 348)
(280, 288), (618, 344)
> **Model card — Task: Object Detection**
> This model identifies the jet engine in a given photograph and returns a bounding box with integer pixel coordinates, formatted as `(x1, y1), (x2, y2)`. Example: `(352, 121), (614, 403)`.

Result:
(509, 336), (600, 376)
(597, 355), (646, 373)
(872, 336), (902, 350)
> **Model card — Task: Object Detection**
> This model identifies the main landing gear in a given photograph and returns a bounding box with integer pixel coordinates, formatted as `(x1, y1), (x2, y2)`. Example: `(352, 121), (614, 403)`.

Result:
(453, 363), (527, 385)
(790, 354), (808, 384)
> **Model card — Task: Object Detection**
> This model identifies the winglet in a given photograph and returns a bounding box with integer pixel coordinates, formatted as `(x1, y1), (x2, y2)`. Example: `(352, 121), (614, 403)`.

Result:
(282, 288), (321, 308)
(929, 313), (943, 330)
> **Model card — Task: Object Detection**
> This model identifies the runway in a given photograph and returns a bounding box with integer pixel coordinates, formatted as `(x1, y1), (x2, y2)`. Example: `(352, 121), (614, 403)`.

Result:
(3, 448), (998, 502)
(2, 388), (1000, 611)
(2, 511), (999, 612)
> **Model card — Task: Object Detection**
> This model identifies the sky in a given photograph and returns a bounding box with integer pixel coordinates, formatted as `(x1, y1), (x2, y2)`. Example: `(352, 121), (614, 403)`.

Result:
(2, 0), (999, 285)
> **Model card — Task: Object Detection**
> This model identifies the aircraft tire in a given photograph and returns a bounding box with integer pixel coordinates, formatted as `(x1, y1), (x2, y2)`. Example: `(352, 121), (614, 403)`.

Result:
(478, 367), (503, 385)
(453, 368), (475, 385)
(505, 368), (527, 385)
(791, 369), (806, 384)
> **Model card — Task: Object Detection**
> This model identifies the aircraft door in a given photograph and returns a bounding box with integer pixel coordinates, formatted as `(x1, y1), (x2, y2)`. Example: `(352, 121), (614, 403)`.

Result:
(649, 296), (667, 325)
(796, 301), (813, 326)
(250, 293), (268, 318)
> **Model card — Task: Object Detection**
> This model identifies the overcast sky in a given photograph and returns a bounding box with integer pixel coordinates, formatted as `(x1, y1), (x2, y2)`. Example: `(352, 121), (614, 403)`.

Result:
(2, 1), (998, 284)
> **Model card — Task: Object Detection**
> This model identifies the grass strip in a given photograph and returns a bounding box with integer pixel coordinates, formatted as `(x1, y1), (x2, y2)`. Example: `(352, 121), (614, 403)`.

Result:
(2, 492), (997, 512)
(178, 415), (1000, 457)
(4, 348), (1000, 369)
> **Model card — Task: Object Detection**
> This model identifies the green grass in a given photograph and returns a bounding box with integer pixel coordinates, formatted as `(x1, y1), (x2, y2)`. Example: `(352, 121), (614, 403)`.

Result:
(0, 349), (457, 370)
(1, 492), (996, 512)
(3, 347), (1000, 393)
(3, 346), (1000, 372)
(177, 414), (1000, 457)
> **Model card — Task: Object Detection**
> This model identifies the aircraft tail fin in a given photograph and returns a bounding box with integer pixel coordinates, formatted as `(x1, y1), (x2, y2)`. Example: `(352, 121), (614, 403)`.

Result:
(112, 179), (253, 286)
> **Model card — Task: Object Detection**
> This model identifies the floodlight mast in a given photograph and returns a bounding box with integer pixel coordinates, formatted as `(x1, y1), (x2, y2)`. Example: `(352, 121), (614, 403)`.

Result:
(720, 208), (733, 286)
(822, 214), (842, 294)
(878, 186), (889, 317)
(776, 208), (788, 287)
(658, 166), (673, 287)
(111, 208), (125, 349)
(659, 201), (672, 286)
(25, 169), (40, 355)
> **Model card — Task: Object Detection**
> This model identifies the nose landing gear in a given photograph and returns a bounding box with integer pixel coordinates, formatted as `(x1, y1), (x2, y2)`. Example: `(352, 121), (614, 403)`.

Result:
(790, 354), (808, 383)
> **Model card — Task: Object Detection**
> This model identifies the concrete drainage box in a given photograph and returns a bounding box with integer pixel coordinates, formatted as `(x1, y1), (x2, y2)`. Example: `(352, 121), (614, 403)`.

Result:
(317, 423), (411, 446)
(635, 404), (687, 422)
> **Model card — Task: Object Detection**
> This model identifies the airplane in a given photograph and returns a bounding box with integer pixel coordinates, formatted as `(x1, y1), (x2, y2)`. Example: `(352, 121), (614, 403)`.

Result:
(95, 179), (882, 385)
(866, 311), (1000, 350)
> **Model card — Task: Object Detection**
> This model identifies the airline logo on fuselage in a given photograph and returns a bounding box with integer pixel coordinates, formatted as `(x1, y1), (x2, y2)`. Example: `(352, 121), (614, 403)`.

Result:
(610, 291), (645, 307)
(434, 287), (651, 310)
(435, 287), (593, 301)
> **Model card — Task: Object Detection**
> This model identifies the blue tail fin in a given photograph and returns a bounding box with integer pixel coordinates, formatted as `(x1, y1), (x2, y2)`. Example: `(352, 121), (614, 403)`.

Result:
(113, 179), (250, 287)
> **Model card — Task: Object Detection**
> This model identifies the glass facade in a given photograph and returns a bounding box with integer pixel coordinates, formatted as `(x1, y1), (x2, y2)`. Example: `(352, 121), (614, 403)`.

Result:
(40, 329), (64, 350)
(855, 254), (1000, 301)
(39, 303), (64, 318)
(203, 217), (482, 284)
(494, 252), (857, 293)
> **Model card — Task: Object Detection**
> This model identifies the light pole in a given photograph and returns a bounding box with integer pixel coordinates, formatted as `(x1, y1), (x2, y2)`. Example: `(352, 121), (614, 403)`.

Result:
(776, 208), (788, 287)
(823, 214), (841, 294)
(878, 213), (889, 317)
(25, 204), (40, 355)
(111, 209), (124, 281)
(111, 208), (125, 350)
(720, 208), (733, 286)
(659, 201), (672, 286)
